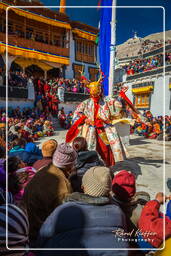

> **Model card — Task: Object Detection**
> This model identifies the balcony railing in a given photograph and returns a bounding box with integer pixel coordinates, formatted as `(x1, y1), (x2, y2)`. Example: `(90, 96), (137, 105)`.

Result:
(0, 86), (28, 99)
(0, 86), (89, 102)
(64, 92), (89, 102)
(0, 32), (69, 57)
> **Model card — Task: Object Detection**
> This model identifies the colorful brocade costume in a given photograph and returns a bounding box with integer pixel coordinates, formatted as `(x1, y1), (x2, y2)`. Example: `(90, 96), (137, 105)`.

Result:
(65, 77), (137, 166)
(67, 96), (132, 166)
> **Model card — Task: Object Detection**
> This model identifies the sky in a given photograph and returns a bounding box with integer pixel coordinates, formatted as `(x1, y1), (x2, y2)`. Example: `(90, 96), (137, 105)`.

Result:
(41, 0), (171, 45)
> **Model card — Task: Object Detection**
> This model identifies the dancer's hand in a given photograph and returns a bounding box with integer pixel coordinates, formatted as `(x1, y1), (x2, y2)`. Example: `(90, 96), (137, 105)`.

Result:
(121, 86), (128, 93)
(155, 192), (166, 204)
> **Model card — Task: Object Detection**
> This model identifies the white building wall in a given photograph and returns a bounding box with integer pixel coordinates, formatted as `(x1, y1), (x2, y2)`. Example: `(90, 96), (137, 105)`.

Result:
(124, 74), (171, 116)
(164, 75), (171, 115)
(125, 81), (134, 102)
(65, 31), (99, 79)
(150, 75), (164, 116)
(0, 99), (34, 109)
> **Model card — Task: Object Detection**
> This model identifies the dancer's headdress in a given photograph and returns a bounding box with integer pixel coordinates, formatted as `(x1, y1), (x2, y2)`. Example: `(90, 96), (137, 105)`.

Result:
(80, 70), (103, 97)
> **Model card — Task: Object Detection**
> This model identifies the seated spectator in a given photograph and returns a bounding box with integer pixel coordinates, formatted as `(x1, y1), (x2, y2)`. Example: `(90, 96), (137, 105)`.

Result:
(9, 138), (42, 165)
(33, 139), (58, 171)
(111, 170), (150, 249)
(14, 166), (36, 203)
(0, 204), (29, 255)
(37, 166), (129, 255)
(138, 192), (171, 249)
(70, 137), (103, 192)
(73, 137), (103, 176)
(24, 120), (33, 134)
(0, 146), (5, 190)
(25, 141), (42, 156)
(43, 120), (54, 136)
(7, 156), (35, 203)
(165, 122), (171, 141)
(22, 143), (76, 243)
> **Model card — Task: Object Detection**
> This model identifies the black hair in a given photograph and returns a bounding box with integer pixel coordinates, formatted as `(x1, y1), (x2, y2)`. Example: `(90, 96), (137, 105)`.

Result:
(0, 146), (5, 158)
(4, 156), (22, 174)
(12, 138), (26, 148)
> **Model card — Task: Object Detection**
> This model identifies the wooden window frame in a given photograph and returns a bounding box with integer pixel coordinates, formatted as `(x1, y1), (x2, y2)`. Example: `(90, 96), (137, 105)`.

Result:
(73, 63), (84, 80)
(75, 38), (96, 64)
(135, 93), (150, 109)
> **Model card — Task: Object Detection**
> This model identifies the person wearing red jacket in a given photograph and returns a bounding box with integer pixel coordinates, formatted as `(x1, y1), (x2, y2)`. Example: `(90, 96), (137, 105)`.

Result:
(44, 82), (50, 95)
(138, 192), (171, 248)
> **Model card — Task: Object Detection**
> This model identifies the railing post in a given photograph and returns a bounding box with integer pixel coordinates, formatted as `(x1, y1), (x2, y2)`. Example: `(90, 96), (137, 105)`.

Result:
(44, 70), (47, 80)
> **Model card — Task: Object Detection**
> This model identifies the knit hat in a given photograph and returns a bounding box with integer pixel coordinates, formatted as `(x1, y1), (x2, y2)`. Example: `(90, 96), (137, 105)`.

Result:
(42, 140), (58, 157)
(82, 167), (112, 197)
(53, 143), (77, 168)
(112, 170), (136, 201)
(0, 204), (29, 255)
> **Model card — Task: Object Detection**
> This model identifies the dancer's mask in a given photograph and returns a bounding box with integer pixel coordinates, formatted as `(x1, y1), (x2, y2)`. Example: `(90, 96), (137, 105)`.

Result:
(86, 77), (102, 97)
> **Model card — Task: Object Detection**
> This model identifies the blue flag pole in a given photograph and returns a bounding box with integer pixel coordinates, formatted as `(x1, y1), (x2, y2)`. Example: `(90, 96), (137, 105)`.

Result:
(99, 0), (116, 96)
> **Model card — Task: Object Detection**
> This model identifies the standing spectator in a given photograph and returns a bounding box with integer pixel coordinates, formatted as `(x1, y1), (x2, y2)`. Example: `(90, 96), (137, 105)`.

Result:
(57, 81), (65, 102)
(138, 192), (171, 248)
(27, 76), (35, 100)
(58, 107), (66, 128)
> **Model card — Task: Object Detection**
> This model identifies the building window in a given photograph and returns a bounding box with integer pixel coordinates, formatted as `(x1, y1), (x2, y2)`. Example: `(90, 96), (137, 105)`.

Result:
(89, 67), (99, 81)
(73, 64), (84, 80)
(75, 38), (96, 64)
(135, 93), (150, 109)
(0, 18), (5, 33)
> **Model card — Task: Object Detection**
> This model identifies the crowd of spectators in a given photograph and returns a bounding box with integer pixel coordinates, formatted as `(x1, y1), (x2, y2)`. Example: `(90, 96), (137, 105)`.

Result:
(138, 39), (171, 55)
(0, 103), (171, 255)
(1, 70), (87, 94)
(124, 52), (171, 76)
(131, 111), (171, 141)
(0, 107), (54, 146)
(0, 132), (171, 255)
(141, 39), (163, 54)
(0, 71), (88, 109)
(35, 77), (87, 97)
(8, 71), (28, 87)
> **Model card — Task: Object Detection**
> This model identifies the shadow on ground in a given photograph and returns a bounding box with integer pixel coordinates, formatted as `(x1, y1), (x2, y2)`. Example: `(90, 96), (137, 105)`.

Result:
(110, 157), (169, 179)
(110, 160), (142, 178)
(129, 137), (151, 145)
(129, 157), (169, 167)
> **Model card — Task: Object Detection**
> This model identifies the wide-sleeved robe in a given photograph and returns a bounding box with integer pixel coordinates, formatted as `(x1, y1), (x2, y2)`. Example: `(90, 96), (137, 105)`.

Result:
(66, 96), (131, 166)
